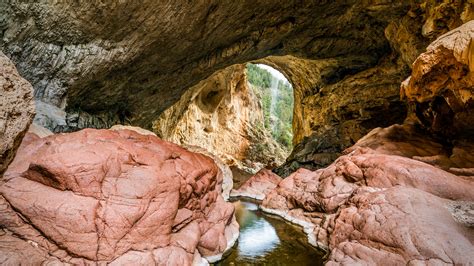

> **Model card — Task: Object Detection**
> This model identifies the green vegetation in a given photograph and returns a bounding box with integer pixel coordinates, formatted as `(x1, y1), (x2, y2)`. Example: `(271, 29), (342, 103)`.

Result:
(246, 63), (294, 150)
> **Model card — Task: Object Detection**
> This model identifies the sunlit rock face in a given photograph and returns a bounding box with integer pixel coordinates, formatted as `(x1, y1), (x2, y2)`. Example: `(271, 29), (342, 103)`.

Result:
(153, 64), (286, 172)
(402, 20), (474, 140)
(0, 52), (35, 176)
(1, 128), (239, 265)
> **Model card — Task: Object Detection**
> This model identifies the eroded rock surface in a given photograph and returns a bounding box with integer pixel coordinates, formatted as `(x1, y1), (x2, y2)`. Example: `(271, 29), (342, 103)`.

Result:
(272, 2), (472, 175)
(0, 52), (35, 176)
(1, 1), (412, 130)
(154, 64), (286, 172)
(230, 168), (282, 200)
(327, 187), (474, 265)
(1, 129), (238, 265)
(402, 20), (474, 140)
(262, 124), (474, 263)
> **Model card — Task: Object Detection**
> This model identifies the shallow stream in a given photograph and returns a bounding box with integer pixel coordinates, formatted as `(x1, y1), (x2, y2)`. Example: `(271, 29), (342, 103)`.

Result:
(216, 199), (325, 265)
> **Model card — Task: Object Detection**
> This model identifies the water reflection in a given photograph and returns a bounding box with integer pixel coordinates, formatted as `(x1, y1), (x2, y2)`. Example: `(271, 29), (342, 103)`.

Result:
(217, 199), (325, 266)
(237, 201), (280, 257)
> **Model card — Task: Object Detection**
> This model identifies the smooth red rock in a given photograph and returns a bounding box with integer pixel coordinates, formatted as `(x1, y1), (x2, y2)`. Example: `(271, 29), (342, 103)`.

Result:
(262, 124), (474, 263)
(230, 168), (282, 200)
(1, 129), (238, 264)
(327, 187), (474, 265)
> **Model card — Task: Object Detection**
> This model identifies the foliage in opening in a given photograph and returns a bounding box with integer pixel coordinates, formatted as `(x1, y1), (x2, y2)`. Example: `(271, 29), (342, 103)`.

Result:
(246, 63), (294, 150)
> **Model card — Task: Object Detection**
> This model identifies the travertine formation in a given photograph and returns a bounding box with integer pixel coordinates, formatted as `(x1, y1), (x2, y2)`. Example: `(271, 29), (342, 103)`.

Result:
(2, 1), (471, 175)
(272, 2), (473, 175)
(0, 1), (473, 265)
(0, 1), (409, 130)
(1, 129), (238, 265)
(0, 51), (35, 176)
(154, 64), (286, 172)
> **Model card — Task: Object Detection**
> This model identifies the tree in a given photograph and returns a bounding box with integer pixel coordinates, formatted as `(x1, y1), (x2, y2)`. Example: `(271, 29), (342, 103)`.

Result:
(246, 63), (294, 151)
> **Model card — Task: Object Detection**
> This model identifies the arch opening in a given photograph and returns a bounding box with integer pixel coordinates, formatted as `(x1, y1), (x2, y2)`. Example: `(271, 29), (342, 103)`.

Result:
(246, 63), (294, 152)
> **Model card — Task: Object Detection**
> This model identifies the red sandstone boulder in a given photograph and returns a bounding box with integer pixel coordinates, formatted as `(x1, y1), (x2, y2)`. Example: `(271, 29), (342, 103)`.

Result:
(327, 187), (474, 265)
(1, 129), (238, 265)
(346, 123), (474, 175)
(262, 124), (474, 263)
(230, 168), (282, 200)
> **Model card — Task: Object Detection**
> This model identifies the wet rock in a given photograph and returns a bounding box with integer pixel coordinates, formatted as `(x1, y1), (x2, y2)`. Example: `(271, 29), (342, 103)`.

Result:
(1, 129), (238, 264)
(230, 168), (282, 200)
(0, 52), (35, 176)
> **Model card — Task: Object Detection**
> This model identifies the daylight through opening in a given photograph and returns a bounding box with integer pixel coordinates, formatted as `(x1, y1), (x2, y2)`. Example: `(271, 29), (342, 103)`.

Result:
(246, 63), (294, 152)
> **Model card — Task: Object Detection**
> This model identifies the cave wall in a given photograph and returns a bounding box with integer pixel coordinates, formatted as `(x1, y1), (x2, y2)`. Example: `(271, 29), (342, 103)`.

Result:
(0, 1), (472, 176)
(0, 0), (413, 130)
(268, 1), (473, 175)
(0, 52), (35, 176)
(153, 64), (286, 172)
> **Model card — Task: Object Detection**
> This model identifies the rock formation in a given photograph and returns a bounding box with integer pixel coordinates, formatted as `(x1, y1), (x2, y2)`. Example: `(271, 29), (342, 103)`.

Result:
(1, 1), (474, 265)
(262, 124), (474, 264)
(260, 23), (474, 264)
(2, 1), (471, 175)
(154, 64), (286, 172)
(0, 1), (409, 130)
(230, 168), (282, 200)
(0, 51), (35, 176)
(402, 20), (474, 140)
(1, 129), (238, 265)
(271, 1), (473, 175)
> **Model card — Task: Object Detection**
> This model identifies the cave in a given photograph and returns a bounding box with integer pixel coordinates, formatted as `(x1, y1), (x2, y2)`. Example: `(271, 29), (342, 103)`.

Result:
(0, 1), (473, 265)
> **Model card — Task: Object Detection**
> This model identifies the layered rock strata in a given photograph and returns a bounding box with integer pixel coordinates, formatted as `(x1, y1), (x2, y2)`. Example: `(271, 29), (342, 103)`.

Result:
(0, 128), (238, 265)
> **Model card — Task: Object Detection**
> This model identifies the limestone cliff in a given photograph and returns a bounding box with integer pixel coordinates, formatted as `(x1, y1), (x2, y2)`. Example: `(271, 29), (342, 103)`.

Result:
(153, 65), (286, 172)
